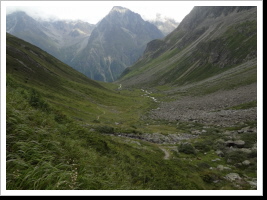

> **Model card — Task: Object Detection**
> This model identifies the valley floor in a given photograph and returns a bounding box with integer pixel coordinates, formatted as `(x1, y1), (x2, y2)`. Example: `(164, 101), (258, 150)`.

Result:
(5, 31), (259, 192)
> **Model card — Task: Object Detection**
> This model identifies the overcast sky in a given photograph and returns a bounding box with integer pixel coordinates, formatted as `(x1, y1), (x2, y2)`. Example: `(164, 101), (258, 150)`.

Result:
(5, 1), (195, 24)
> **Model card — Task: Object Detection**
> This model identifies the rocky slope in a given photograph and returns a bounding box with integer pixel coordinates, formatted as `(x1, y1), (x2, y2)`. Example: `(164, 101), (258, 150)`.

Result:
(71, 6), (164, 82)
(118, 6), (257, 137)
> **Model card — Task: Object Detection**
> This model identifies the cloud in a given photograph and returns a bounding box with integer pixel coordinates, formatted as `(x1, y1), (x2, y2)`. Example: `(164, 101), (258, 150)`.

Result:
(6, 3), (194, 24)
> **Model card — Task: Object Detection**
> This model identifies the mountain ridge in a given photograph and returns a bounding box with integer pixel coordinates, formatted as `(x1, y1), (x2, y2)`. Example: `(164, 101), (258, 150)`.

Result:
(71, 6), (164, 82)
(7, 11), (95, 67)
(118, 6), (257, 88)
(6, 8), (168, 82)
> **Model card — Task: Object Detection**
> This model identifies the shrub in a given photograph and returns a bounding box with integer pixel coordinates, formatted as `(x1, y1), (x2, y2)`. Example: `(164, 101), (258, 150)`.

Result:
(240, 132), (257, 148)
(54, 110), (69, 124)
(178, 142), (196, 155)
(201, 170), (220, 183)
(28, 89), (50, 112)
(95, 125), (114, 134)
(225, 150), (247, 164)
(194, 140), (213, 152)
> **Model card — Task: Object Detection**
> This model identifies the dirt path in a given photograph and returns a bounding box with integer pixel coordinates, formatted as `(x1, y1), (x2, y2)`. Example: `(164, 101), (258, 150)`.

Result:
(158, 146), (170, 160)
(96, 106), (106, 120)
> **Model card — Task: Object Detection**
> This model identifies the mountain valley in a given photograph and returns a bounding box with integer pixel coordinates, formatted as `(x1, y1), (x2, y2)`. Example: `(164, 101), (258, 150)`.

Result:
(5, 6), (259, 191)
(7, 7), (169, 82)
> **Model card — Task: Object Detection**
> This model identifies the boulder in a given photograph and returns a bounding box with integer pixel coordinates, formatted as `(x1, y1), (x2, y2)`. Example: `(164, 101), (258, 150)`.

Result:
(234, 140), (245, 148)
(217, 165), (231, 171)
(242, 160), (251, 166)
(246, 178), (257, 189)
(215, 150), (224, 157)
(225, 140), (245, 148)
(225, 173), (241, 181)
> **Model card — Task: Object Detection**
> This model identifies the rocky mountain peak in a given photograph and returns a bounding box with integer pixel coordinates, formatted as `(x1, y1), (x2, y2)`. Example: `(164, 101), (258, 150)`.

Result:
(110, 6), (129, 14)
(72, 6), (164, 82)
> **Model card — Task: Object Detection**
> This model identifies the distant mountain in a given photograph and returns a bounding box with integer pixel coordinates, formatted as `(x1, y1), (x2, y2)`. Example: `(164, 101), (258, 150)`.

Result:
(71, 6), (164, 82)
(7, 9), (164, 82)
(6, 11), (95, 66)
(149, 15), (180, 36)
(119, 6), (257, 88)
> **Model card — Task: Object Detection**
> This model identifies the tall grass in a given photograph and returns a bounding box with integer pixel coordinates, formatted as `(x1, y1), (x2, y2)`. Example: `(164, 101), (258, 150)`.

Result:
(7, 85), (209, 190)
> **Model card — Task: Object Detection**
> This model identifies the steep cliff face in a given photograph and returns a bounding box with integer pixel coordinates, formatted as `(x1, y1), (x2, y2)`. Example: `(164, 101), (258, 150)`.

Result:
(72, 6), (164, 82)
(119, 6), (257, 87)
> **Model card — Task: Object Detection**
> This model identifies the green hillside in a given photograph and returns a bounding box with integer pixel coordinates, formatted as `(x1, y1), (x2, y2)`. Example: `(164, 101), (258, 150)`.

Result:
(6, 33), (216, 190)
(119, 6), (257, 91)
(6, 6), (258, 190)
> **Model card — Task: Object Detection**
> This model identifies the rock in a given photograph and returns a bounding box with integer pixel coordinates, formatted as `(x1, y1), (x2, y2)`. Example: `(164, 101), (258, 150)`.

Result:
(246, 178), (257, 189)
(241, 126), (251, 133)
(224, 166), (232, 171)
(251, 127), (257, 133)
(237, 129), (244, 134)
(223, 130), (233, 135)
(239, 148), (252, 154)
(217, 165), (224, 171)
(225, 173), (242, 182)
(234, 140), (245, 148)
(215, 150), (224, 157)
(238, 126), (255, 134)
(217, 165), (231, 171)
(242, 160), (251, 166)
(225, 140), (245, 148)
(191, 130), (201, 134)
(252, 143), (257, 150)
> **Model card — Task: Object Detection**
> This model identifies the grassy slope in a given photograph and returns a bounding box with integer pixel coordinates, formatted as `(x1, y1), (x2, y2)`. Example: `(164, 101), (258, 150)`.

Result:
(6, 33), (217, 190)
(6, 33), (149, 128)
(6, 31), (256, 190)
(7, 86), (256, 190)
(118, 7), (257, 91)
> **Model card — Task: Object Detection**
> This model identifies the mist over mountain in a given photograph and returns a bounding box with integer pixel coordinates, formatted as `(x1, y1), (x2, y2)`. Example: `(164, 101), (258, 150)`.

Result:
(7, 7), (165, 82)
(71, 6), (164, 82)
(7, 11), (95, 66)
(149, 14), (180, 36)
